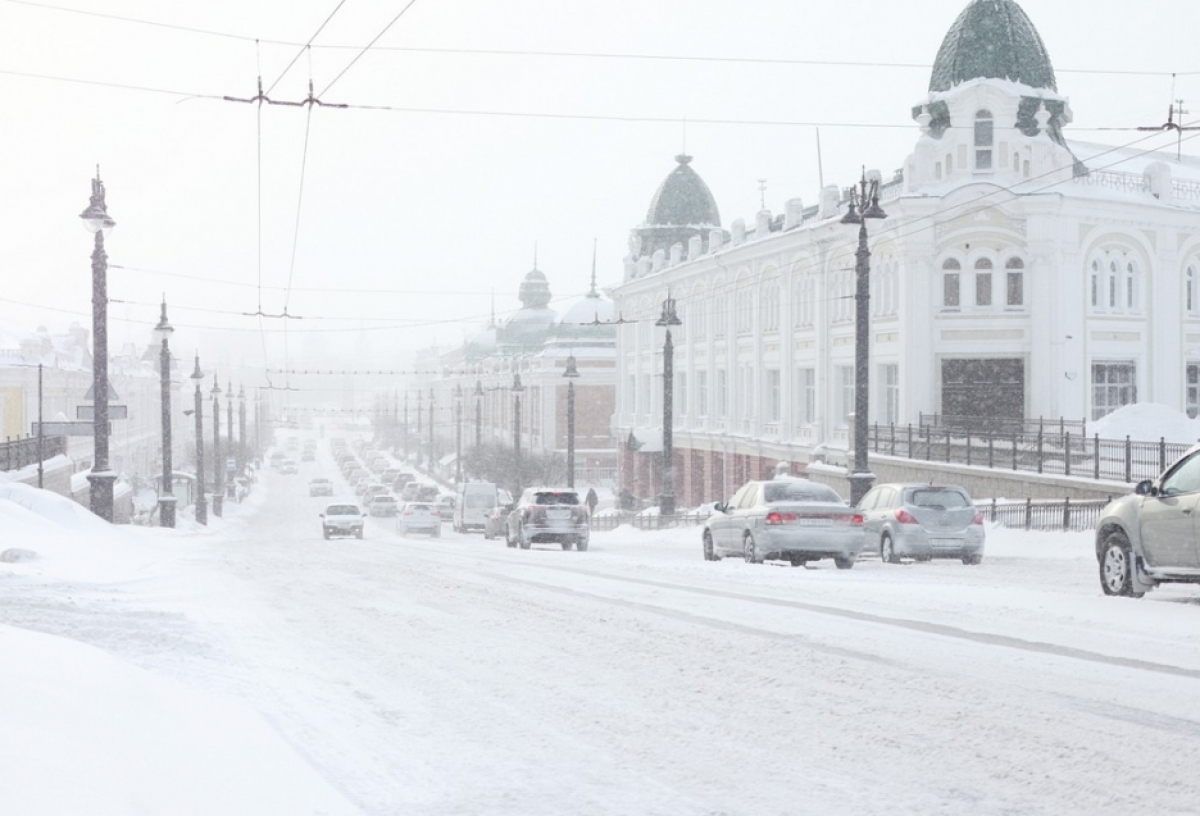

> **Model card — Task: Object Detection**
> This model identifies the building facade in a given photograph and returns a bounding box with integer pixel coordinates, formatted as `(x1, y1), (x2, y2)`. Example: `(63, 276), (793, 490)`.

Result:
(612, 0), (1200, 507)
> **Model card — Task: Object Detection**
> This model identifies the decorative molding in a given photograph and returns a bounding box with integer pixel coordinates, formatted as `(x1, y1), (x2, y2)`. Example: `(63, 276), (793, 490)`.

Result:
(1090, 331), (1141, 343)
(941, 329), (1024, 341)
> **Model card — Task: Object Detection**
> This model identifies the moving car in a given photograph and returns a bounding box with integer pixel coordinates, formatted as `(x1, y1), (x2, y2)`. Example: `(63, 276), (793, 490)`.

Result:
(1096, 441), (1200, 597)
(483, 500), (515, 540)
(397, 502), (440, 537)
(368, 495), (398, 517)
(301, 450), (316, 462)
(857, 483), (985, 565)
(279, 459), (299, 475)
(506, 487), (590, 551)
(702, 479), (862, 568)
(435, 494), (456, 522)
(320, 503), (364, 540)
(308, 477), (333, 497)
(454, 482), (497, 533)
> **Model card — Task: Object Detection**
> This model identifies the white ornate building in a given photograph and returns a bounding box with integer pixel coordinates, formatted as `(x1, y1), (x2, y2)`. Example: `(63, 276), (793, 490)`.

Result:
(612, 0), (1200, 506)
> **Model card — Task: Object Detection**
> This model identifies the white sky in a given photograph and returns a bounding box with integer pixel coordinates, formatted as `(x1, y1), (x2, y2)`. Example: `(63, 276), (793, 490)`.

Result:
(2, 0), (1199, 381)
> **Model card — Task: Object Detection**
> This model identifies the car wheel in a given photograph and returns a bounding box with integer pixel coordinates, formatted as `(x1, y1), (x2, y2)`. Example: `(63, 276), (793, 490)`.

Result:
(789, 555), (807, 567)
(432, 527), (441, 538)
(483, 526), (493, 540)
(576, 535), (588, 552)
(743, 533), (762, 564)
(961, 554), (982, 565)
(702, 531), (716, 562)
(1100, 530), (1144, 597)
(518, 524), (531, 550)
(355, 529), (363, 540)
(834, 555), (856, 570)
(323, 530), (330, 540)
(505, 525), (516, 548)
(560, 540), (573, 551)
(881, 534), (900, 564)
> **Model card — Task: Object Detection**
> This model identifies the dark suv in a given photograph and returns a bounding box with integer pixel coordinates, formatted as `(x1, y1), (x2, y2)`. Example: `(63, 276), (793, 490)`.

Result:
(506, 487), (590, 551)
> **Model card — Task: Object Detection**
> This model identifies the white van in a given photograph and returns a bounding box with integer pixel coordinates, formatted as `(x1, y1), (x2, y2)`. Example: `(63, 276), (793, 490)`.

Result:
(454, 482), (497, 533)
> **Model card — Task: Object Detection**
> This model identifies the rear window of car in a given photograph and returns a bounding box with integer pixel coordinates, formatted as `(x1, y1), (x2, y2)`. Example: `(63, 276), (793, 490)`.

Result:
(907, 488), (971, 509)
(373, 496), (395, 504)
(533, 491), (579, 505)
(465, 493), (495, 509)
(327, 505), (360, 516)
(406, 503), (433, 511)
(762, 482), (841, 503)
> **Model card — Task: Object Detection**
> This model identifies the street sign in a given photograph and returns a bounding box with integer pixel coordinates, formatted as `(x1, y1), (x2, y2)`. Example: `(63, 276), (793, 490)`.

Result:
(77, 404), (128, 420)
(32, 421), (111, 437)
(83, 382), (121, 401)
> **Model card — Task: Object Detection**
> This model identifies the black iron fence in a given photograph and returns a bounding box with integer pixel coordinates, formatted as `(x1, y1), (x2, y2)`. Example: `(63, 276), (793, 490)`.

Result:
(589, 512), (710, 532)
(919, 413), (1087, 437)
(870, 422), (1191, 484)
(1, 435), (67, 473)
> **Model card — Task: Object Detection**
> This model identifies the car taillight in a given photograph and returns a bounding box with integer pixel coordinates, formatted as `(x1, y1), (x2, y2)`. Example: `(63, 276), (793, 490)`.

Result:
(850, 514), (864, 526)
(766, 512), (798, 524)
(402, 509), (412, 515)
(432, 510), (440, 517)
(971, 511), (984, 525)
(895, 509), (919, 524)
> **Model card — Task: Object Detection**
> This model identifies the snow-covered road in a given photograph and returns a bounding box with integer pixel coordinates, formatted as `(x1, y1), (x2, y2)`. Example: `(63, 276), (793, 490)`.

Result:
(6, 461), (1200, 815)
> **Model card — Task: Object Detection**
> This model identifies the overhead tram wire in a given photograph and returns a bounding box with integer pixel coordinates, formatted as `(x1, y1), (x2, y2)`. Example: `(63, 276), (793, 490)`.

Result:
(319, 0), (422, 97)
(109, 264), (517, 296)
(266, 0), (348, 96)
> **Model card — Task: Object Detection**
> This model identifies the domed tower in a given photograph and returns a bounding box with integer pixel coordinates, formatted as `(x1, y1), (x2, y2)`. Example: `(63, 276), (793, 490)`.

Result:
(907, 0), (1081, 190)
(497, 264), (559, 355)
(625, 154), (723, 279)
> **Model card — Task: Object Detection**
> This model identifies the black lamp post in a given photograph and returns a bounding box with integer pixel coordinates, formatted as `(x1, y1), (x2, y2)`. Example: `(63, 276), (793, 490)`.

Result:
(473, 380), (484, 451)
(190, 354), (207, 525)
(81, 170), (117, 521)
(563, 353), (580, 488)
(226, 385), (234, 485)
(238, 385), (247, 470)
(428, 387), (435, 473)
(403, 391), (410, 461)
(511, 373), (525, 499)
(454, 384), (463, 484)
(840, 169), (888, 506)
(416, 392), (422, 463)
(656, 295), (682, 515)
(154, 300), (176, 528)
(211, 375), (223, 518)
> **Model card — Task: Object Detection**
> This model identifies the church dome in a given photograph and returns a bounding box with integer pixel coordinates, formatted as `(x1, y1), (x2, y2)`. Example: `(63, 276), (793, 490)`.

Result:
(517, 268), (552, 310)
(559, 294), (614, 326)
(645, 154), (721, 227)
(929, 0), (1056, 93)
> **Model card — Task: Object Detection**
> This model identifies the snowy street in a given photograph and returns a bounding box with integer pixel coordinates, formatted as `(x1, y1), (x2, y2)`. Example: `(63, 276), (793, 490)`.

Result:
(6, 457), (1200, 816)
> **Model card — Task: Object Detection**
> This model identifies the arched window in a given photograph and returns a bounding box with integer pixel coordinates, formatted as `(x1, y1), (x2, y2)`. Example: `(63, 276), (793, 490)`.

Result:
(1189, 266), (1199, 316)
(942, 259), (961, 309)
(1091, 260), (1101, 309)
(946, 154), (954, 174)
(1005, 257), (1025, 308)
(1126, 261), (1138, 311)
(760, 279), (780, 334)
(1109, 261), (1119, 310)
(975, 258), (994, 307)
(974, 110), (994, 170)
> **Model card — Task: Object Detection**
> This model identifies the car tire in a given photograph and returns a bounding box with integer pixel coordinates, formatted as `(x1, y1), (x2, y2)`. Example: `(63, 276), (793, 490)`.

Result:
(505, 525), (516, 548)
(834, 555), (856, 570)
(576, 535), (588, 552)
(355, 529), (363, 540)
(518, 524), (531, 550)
(703, 531), (716, 562)
(743, 533), (762, 564)
(1100, 530), (1144, 597)
(323, 530), (330, 540)
(560, 540), (573, 551)
(881, 534), (900, 564)
(432, 527), (440, 538)
(483, 527), (493, 541)
(961, 554), (982, 565)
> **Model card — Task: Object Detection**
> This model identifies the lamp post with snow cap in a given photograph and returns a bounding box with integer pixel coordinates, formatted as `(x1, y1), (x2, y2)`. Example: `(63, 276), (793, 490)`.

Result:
(656, 295), (682, 516)
(840, 169), (888, 506)
(563, 353), (580, 488)
(190, 355), (207, 525)
(81, 170), (117, 521)
(454, 384), (463, 484)
(154, 300), (176, 528)
(211, 376), (223, 518)
(238, 385), (247, 470)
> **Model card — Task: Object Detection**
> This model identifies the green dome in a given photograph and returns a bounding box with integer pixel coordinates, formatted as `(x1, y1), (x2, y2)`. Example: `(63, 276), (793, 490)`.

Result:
(929, 0), (1056, 93)
(645, 155), (720, 227)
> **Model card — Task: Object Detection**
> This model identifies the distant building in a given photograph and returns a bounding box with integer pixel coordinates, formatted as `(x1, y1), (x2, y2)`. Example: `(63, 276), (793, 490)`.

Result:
(611, 0), (1200, 506)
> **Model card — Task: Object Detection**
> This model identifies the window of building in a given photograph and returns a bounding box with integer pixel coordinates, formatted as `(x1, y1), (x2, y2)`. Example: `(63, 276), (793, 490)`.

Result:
(716, 368), (728, 417)
(767, 369), (781, 422)
(974, 110), (994, 170)
(1189, 267), (1197, 315)
(677, 372), (687, 416)
(1108, 261), (1118, 310)
(1188, 364), (1200, 419)
(1092, 362), (1136, 420)
(738, 365), (755, 419)
(1005, 257), (1025, 307)
(692, 294), (707, 340)
(1091, 260), (1100, 309)
(625, 374), (636, 413)
(943, 259), (961, 309)
(1125, 261), (1139, 311)
(881, 364), (899, 425)
(641, 374), (652, 417)
(795, 367), (815, 427)
(736, 288), (754, 335)
(838, 365), (855, 427)
(696, 370), (708, 417)
(975, 258), (993, 307)
(761, 280), (780, 334)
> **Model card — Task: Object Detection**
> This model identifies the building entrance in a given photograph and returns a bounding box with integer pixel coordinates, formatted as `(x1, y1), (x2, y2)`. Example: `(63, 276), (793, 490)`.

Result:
(941, 358), (1025, 432)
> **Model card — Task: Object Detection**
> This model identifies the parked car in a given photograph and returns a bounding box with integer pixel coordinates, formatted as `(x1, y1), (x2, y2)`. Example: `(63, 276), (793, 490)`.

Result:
(483, 500), (515, 540)
(320, 503), (364, 540)
(702, 479), (863, 568)
(1095, 442), (1200, 597)
(279, 459), (299, 475)
(857, 483), (985, 564)
(368, 495), (399, 517)
(308, 477), (333, 497)
(506, 487), (590, 551)
(397, 502), (441, 537)
(435, 494), (456, 522)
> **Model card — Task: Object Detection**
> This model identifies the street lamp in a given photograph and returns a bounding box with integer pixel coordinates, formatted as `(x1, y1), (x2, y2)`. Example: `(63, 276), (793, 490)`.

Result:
(840, 169), (888, 506)
(656, 295), (682, 515)
(428, 387), (435, 473)
(154, 300), (176, 528)
(238, 385), (247, 469)
(403, 391), (410, 461)
(473, 380), (484, 451)
(81, 170), (117, 521)
(454, 384), (463, 484)
(226, 385), (234, 484)
(511, 373), (526, 499)
(211, 375), (223, 518)
(563, 353), (580, 488)
(190, 354), (207, 525)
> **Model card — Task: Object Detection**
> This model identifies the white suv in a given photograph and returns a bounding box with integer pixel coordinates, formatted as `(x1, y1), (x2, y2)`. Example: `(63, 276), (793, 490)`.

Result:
(320, 503), (364, 540)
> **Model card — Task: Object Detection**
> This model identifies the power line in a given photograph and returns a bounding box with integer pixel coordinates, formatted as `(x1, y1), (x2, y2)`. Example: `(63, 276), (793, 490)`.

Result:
(266, 0), (348, 95)
(109, 264), (520, 296)
(319, 0), (421, 96)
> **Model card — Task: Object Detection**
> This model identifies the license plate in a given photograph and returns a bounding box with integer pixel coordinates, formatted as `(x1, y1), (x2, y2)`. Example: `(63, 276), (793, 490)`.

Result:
(547, 509), (571, 519)
(795, 518), (832, 526)
(930, 538), (961, 548)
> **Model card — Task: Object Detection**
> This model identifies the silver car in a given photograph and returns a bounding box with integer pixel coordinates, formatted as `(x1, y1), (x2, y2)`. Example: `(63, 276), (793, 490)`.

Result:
(1095, 442), (1200, 597)
(701, 479), (863, 568)
(857, 483), (985, 564)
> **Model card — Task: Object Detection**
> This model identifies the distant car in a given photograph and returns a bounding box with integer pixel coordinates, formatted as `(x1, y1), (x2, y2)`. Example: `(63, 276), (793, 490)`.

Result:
(279, 459), (299, 475)
(435, 495), (456, 522)
(857, 483), (985, 565)
(308, 478), (333, 497)
(320, 503), (364, 540)
(362, 483), (389, 504)
(506, 487), (590, 551)
(301, 450), (316, 462)
(397, 502), (441, 537)
(1095, 442), (1200, 597)
(455, 482), (497, 533)
(483, 501), (515, 540)
(368, 495), (399, 517)
(702, 479), (862, 568)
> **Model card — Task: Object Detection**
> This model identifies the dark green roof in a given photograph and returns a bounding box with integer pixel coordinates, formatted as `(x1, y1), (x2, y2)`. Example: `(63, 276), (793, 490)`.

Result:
(645, 155), (720, 227)
(930, 0), (1056, 93)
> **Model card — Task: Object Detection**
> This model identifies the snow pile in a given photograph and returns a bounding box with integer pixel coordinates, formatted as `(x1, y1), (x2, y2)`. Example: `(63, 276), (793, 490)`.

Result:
(1087, 402), (1200, 444)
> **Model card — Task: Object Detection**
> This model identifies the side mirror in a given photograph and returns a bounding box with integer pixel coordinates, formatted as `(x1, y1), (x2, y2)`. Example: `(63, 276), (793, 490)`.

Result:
(714, 502), (727, 514)
(319, 513), (325, 518)
(1135, 480), (1157, 496)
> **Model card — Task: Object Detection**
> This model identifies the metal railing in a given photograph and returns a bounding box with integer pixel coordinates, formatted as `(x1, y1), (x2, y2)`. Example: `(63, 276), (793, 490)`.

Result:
(589, 511), (710, 532)
(870, 422), (1190, 483)
(918, 413), (1087, 437)
(1, 435), (68, 473)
